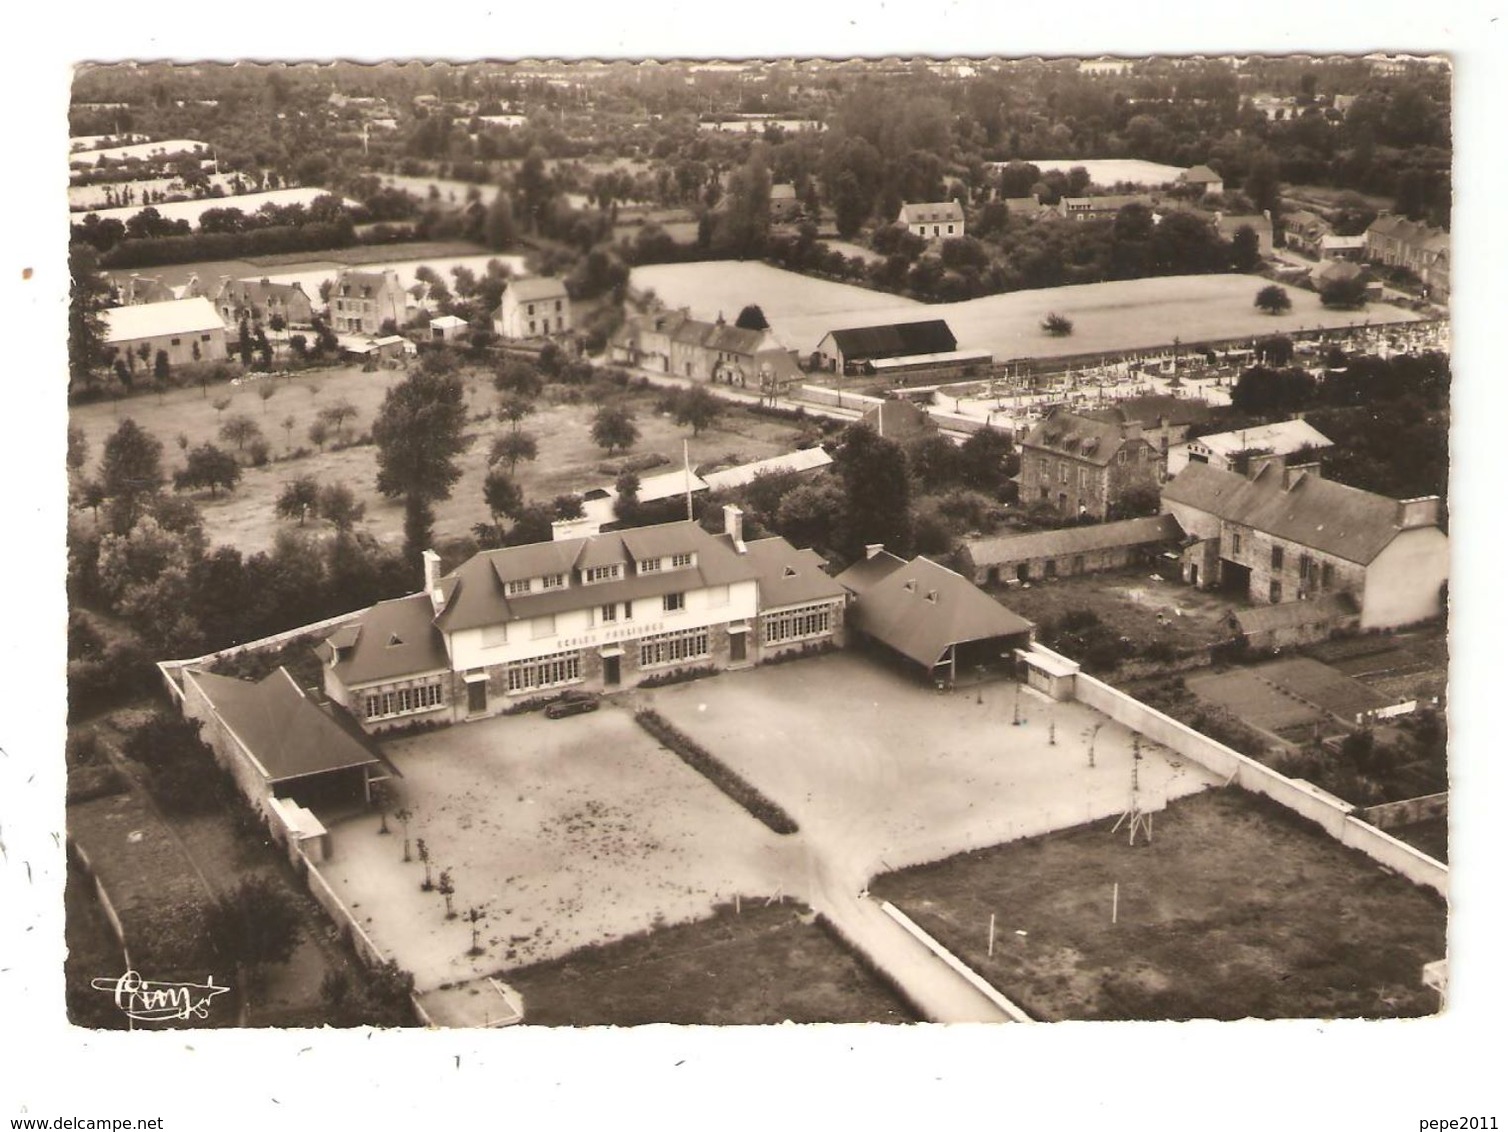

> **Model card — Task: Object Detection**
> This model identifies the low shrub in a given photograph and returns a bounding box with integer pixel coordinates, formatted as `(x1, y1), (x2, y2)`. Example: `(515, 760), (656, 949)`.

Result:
(634, 709), (799, 835)
(637, 664), (718, 690)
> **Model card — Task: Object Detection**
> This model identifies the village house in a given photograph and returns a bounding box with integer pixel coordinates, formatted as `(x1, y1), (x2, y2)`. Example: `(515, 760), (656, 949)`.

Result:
(1161, 459), (1448, 630)
(1082, 395), (1215, 468)
(428, 314), (470, 342)
(493, 276), (572, 339)
(1365, 213), (1450, 299)
(1179, 164), (1224, 197)
(812, 319), (958, 375)
(102, 295), (228, 367)
(1057, 193), (1154, 222)
(860, 398), (938, 444)
(1015, 406), (1162, 520)
(610, 309), (802, 395)
(959, 513), (1184, 586)
(118, 272), (207, 306)
(315, 509), (847, 731)
(329, 267), (406, 336)
(1167, 417), (1333, 478)
(1283, 210), (1331, 257)
(897, 200), (965, 241)
(215, 276), (315, 329)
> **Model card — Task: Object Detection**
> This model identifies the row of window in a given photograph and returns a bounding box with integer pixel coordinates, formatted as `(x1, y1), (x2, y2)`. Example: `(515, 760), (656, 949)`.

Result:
(507, 573), (566, 596)
(763, 603), (835, 645)
(505, 650), (581, 693)
(639, 627), (710, 669)
(508, 557), (696, 592)
(364, 682), (444, 720)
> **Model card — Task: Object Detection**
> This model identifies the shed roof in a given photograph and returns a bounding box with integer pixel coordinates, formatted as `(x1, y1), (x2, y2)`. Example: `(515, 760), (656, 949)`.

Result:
(1188, 418), (1333, 459)
(186, 667), (381, 784)
(824, 320), (957, 361)
(102, 296), (224, 343)
(848, 556), (1034, 670)
(1231, 592), (1358, 635)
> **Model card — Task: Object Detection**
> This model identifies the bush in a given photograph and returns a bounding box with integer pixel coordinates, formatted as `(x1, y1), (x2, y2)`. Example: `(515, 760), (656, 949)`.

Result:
(247, 438), (271, 467)
(637, 665), (718, 690)
(1040, 312), (1074, 336)
(634, 709), (798, 834)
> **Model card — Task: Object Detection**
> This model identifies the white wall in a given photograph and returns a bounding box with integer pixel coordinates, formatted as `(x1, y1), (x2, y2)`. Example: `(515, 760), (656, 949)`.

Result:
(1361, 527), (1449, 629)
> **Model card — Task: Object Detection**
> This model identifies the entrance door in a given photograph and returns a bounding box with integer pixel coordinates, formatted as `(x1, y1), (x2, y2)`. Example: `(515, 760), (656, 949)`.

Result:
(467, 680), (488, 715)
(730, 632), (747, 662)
(603, 654), (621, 687)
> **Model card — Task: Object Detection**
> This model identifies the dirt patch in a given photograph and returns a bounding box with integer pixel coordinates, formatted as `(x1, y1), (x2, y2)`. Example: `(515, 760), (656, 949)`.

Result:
(872, 789), (1446, 1020)
(504, 901), (916, 1025)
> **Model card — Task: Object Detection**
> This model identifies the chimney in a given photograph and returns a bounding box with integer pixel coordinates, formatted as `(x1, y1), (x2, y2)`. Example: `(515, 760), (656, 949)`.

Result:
(1285, 459), (1322, 487)
(1396, 496), (1441, 531)
(723, 504), (746, 553)
(1124, 420), (1144, 442)
(865, 543), (885, 560)
(422, 549), (444, 612)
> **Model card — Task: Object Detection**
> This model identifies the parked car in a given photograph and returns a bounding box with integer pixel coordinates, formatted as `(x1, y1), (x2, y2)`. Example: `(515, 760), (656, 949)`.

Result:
(544, 690), (601, 719)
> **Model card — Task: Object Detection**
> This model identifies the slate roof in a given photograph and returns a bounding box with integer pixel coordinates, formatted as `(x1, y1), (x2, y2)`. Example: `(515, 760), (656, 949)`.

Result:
(825, 320), (957, 361)
(848, 556), (1034, 669)
(1182, 164), (1222, 184)
(899, 200), (965, 225)
(187, 667), (381, 783)
(102, 296), (224, 343)
(1161, 462), (1420, 565)
(744, 538), (846, 609)
(1089, 394), (1214, 429)
(834, 550), (908, 596)
(314, 593), (450, 688)
(861, 399), (937, 440)
(1021, 409), (1140, 467)
(963, 514), (1183, 567)
(506, 276), (570, 303)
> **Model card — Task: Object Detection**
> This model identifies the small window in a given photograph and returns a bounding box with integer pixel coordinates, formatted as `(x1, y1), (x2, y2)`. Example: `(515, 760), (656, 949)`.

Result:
(531, 614), (557, 639)
(601, 603), (617, 623)
(663, 592), (685, 613)
(1271, 546), (1284, 570)
(1269, 579), (1282, 603)
(1321, 562), (1335, 589)
(542, 573), (565, 590)
(1231, 532), (1242, 555)
(670, 552), (693, 568)
(506, 578), (532, 596)
(639, 558), (662, 574)
(170, 337), (182, 346)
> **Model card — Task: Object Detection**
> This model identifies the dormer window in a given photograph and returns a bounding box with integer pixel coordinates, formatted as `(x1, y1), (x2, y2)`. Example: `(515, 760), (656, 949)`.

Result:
(387, 633), (404, 647)
(506, 578), (532, 596)
(584, 564), (621, 584)
(541, 573), (566, 590)
(903, 580), (917, 593)
(671, 552), (694, 569)
(639, 557), (662, 574)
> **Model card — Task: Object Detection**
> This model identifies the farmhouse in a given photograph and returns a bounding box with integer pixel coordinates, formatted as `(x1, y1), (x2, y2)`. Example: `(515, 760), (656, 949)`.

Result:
(119, 272), (207, 306)
(494, 276), (572, 339)
(1084, 394), (1215, 464)
(842, 553), (1034, 685)
(1180, 164), (1224, 197)
(610, 309), (802, 394)
(101, 296), (228, 367)
(812, 319), (958, 375)
(214, 276), (315, 329)
(1015, 406), (1161, 520)
(1168, 417), (1333, 477)
(898, 200), (965, 240)
(1283, 210), (1330, 257)
(959, 513), (1183, 586)
(1161, 460), (1448, 630)
(330, 267), (406, 335)
(178, 666), (387, 817)
(1057, 193), (1154, 222)
(316, 509), (847, 731)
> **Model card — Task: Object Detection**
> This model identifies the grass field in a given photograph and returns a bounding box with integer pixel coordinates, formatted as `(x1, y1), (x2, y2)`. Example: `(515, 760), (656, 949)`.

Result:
(1006, 158), (1187, 185)
(872, 788), (1447, 1020)
(80, 187), (359, 230)
(70, 367), (808, 554)
(631, 262), (1423, 361)
(504, 901), (917, 1025)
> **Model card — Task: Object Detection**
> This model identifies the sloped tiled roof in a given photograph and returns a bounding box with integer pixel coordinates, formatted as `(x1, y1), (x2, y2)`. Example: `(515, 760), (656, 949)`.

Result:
(1162, 462), (1421, 565)
(861, 399), (937, 440)
(826, 320), (957, 361)
(1182, 164), (1222, 184)
(834, 550), (908, 596)
(899, 200), (965, 225)
(744, 538), (846, 609)
(314, 593), (450, 688)
(1089, 394), (1214, 429)
(186, 667), (381, 784)
(506, 276), (570, 303)
(964, 514), (1183, 567)
(1021, 409), (1137, 467)
(1232, 592), (1357, 635)
(848, 556), (1034, 669)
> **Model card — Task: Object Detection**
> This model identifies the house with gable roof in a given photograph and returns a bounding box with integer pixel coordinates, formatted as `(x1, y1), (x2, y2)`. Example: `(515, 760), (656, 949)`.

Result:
(215, 276), (316, 329)
(1365, 213), (1450, 298)
(1015, 406), (1161, 520)
(102, 296), (228, 367)
(316, 507), (847, 731)
(610, 308), (802, 394)
(1161, 459), (1448, 630)
(494, 276), (572, 339)
(330, 267), (406, 335)
(898, 200), (965, 241)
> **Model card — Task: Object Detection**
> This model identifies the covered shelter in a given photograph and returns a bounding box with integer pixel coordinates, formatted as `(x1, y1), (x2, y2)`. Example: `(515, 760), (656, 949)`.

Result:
(846, 555), (1035, 685)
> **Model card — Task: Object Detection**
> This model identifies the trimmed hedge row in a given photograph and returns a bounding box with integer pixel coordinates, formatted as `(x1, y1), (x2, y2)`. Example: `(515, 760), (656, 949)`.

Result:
(634, 709), (798, 835)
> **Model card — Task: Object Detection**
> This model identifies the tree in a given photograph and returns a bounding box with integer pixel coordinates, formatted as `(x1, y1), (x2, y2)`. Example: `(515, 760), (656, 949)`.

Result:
(774, 477), (845, 552)
(307, 419), (330, 452)
(956, 427), (1016, 497)
(673, 386), (722, 437)
(483, 467), (524, 537)
(402, 497), (436, 569)
(173, 443), (241, 497)
(495, 394), (536, 431)
(1230, 225), (1261, 272)
(373, 371), (471, 506)
(67, 426), (88, 474)
(317, 399), (358, 445)
(99, 419), (164, 529)
(68, 243), (111, 392)
(436, 868), (456, 919)
(489, 430), (539, 474)
(1254, 284), (1292, 315)
(317, 482), (366, 532)
(613, 471), (641, 524)
(280, 414), (297, 450)
(219, 414), (263, 452)
(416, 838), (434, 890)
(553, 494), (584, 520)
(257, 382), (278, 413)
(1040, 312), (1074, 336)
(734, 304), (770, 331)
(205, 877), (303, 985)
(834, 423), (912, 562)
(483, 189), (517, 251)
(1320, 274), (1369, 309)
(591, 403), (639, 454)
(276, 476), (321, 525)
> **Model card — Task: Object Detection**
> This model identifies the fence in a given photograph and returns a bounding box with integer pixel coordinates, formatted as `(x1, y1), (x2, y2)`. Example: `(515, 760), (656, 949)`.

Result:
(156, 606), (368, 702)
(1065, 658), (1447, 897)
(878, 901), (1033, 1023)
(1360, 792), (1449, 832)
(301, 850), (388, 970)
(69, 839), (132, 969)
(796, 383), (886, 412)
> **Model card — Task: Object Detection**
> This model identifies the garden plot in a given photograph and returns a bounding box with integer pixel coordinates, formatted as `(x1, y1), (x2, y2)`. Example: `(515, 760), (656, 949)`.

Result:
(317, 705), (796, 993)
(646, 651), (1221, 891)
(1186, 667), (1327, 740)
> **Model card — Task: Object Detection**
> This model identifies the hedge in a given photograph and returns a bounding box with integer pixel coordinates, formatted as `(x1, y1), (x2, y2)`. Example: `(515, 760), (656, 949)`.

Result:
(634, 709), (798, 835)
